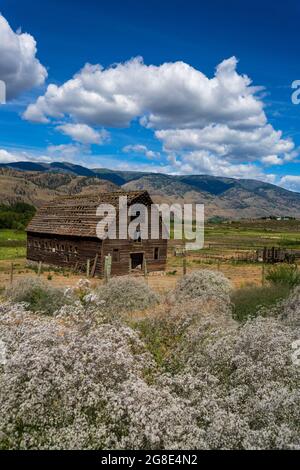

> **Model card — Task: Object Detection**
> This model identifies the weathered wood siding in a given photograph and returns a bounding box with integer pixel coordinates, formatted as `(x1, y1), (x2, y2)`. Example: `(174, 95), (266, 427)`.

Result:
(27, 232), (167, 277)
(27, 233), (102, 274)
(102, 238), (168, 276)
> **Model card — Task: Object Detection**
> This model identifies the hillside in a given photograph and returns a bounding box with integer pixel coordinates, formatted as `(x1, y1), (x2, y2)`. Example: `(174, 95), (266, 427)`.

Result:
(0, 168), (118, 207)
(0, 162), (300, 219)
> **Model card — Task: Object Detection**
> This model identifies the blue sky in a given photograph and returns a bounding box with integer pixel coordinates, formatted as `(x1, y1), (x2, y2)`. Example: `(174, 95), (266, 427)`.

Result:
(0, 0), (300, 190)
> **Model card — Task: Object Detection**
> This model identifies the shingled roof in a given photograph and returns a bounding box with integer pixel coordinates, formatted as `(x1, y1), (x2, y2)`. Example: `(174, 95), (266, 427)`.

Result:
(26, 190), (152, 237)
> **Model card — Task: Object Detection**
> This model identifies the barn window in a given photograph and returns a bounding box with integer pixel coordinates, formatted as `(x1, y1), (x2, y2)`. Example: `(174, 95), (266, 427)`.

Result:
(154, 247), (160, 260)
(113, 249), (120, 262)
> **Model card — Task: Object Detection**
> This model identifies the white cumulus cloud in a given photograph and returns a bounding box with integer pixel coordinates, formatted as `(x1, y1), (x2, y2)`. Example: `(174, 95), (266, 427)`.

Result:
(123, 144), (160, 159)
(279, 175), (300, 192)
(156, 124), (295, 164)
(0, 14), (47, 100)
(167, 151), (276, 182)
(56, 123), (109, 145)
(23, 56), (265, 129)
(22, 55), (298, 180)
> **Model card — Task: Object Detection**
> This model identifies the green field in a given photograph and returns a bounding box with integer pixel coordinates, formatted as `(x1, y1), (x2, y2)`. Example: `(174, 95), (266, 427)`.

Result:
(0, 246), (26, 260)
(0, 230), (26, 260)
(204, 219), (300, 251)
(0, 220), (300, 262)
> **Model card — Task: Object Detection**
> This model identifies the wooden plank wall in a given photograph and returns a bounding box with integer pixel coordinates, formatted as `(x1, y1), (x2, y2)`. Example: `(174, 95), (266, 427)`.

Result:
(27, 233), (167, 277)
(27, 233), (102, 274)
(103, 238), (168, 276)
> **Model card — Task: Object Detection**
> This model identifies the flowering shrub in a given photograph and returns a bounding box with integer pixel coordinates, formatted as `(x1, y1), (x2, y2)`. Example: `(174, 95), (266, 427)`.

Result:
(0, 303), (201, 450)
(95, 276), (160, 315)
(137, 298), (233, 369)
(4, 277), (77, 315)
(171, 270), (232, 304)
(0, 275), (299, 450)
(279, 285), (300, 328)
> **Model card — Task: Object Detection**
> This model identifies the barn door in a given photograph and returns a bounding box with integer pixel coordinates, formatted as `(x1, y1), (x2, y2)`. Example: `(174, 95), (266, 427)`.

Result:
(130, 252), (144, 269)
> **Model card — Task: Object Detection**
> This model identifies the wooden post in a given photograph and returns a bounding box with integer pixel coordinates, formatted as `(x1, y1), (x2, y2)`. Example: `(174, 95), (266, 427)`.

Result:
(37, 261), (42, 277)
(262, 263), (266, 286)
(90, 254), (99, 278)
(183, 254), (187, 276)
(107, 254), (112, 281)
(86, 259), (90, 278)
(73, 261), (79, 274)
(104, 254), (112, 283)
(10, 262), (14, 285)
(104, 257), (108, 283)
(143, 257), (148, 278)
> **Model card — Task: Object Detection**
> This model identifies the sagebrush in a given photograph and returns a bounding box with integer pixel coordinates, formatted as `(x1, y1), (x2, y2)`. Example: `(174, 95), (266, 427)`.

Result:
(0, 274), (299, 450)
(94, 276), (160, 316)
(4, 277), (76, 315)
(171, 270), (232, 304)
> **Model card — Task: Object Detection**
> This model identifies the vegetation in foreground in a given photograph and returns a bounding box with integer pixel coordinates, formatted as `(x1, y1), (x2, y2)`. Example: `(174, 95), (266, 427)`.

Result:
(0, 270), (299, 450)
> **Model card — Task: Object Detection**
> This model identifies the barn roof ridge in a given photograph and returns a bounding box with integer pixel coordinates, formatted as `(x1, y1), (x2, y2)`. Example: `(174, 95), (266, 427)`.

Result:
(26, 189), (153, 237)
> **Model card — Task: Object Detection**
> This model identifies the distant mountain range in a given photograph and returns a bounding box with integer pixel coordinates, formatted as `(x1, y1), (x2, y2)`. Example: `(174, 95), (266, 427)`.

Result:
(0, 161), (300, 219)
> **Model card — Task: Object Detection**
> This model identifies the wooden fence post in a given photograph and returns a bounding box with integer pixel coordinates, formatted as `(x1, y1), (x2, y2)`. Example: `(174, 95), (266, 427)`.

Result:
(262, 263), (266, 286)
(86, 259), (90, 278)
(73, 261), (79, 274)
(10, 262), (14, 285)
(143, 258), (148, 279)
(90, 254), (98, 278)
(37, 261), (42, 277)
(104, 254), (112, 283)
(183, 254), (187, 276)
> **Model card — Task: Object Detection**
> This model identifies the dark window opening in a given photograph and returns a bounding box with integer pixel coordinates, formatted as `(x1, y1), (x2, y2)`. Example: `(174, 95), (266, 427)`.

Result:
(130, 252), (144, 270)
(154, 247), (160, 260)
(113, 248), (120, 263)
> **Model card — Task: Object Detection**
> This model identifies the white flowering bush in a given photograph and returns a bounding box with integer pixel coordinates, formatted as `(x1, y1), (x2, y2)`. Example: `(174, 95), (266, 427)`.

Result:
(279, 285), (300, 328)
(171, 270), (232, 304)
(4, 278), (77, 316)
(0, 275), (299, 450)
(0, 302), (203, 450)
(94, 276), (160, 315)
(156, 311), (300, 449)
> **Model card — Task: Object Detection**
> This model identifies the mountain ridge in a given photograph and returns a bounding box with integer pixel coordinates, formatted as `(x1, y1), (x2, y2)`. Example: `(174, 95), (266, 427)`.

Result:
(0, 161), (299, 219)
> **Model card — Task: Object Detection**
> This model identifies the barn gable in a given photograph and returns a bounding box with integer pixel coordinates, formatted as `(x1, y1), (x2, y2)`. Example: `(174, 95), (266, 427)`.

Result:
(26, 190), (153, 237)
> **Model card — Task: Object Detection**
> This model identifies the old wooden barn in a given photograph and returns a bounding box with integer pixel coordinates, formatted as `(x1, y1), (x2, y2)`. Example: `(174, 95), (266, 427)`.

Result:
(26, 190), (167, 277)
